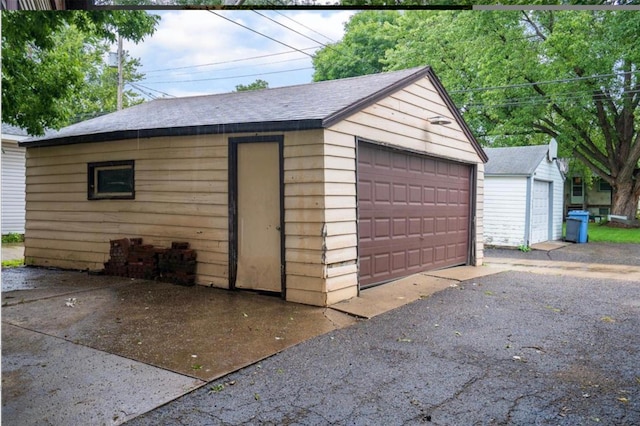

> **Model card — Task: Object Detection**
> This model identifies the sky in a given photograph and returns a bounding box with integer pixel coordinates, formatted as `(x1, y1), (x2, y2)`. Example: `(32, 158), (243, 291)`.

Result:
(120, 10), (357, 100)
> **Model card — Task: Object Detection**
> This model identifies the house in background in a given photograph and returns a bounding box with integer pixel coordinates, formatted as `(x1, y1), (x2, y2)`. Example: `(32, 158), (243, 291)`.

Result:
(20, 66), (488, 307)
(483, 140), (565, 248)
(2, 123), (29, 235)
(564, 175), (640, 221)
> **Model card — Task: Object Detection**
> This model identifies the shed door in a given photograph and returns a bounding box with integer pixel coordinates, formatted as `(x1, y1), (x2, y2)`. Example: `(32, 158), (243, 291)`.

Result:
(235, 142), (282, 293)
(531, 180), (551, 244)
(358, 142), (471, 288)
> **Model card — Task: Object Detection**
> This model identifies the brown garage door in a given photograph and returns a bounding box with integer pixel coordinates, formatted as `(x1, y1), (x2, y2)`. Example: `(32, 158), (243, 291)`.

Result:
(358, 142), (471, 288)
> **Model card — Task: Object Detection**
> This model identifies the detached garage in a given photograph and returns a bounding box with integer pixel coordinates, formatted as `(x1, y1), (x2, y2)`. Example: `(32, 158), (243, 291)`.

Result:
(21, 66), (487, 306)
(483, 141), (565, 248)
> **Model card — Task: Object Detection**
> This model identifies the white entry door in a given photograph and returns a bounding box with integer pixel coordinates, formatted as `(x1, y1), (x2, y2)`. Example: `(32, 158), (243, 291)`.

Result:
(235, 142), (282, 293)
(531, 180), (550, 244)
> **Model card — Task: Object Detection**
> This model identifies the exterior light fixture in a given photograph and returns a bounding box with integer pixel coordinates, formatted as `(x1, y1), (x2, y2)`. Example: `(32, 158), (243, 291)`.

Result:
(428, 116), (451, 125)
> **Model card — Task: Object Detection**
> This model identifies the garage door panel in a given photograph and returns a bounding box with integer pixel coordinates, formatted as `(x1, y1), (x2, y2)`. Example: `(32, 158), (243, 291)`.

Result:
(358, 142), (471, 287)
(393, 218), (407, 236)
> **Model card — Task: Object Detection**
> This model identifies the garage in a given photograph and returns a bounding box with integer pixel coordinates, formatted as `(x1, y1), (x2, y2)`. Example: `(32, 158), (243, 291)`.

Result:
(20, 65), (487, 306)
(358, 141), (472, 287)
(483, 140), (565, 248)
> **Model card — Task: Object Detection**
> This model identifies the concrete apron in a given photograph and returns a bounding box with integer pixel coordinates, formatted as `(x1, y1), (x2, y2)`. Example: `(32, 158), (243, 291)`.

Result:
(3, 255), (635, 425)
(1, 269), (356, 425)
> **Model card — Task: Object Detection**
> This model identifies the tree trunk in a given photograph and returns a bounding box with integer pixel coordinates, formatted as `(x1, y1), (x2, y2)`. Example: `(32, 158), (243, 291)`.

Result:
(611, 180), (640, 220)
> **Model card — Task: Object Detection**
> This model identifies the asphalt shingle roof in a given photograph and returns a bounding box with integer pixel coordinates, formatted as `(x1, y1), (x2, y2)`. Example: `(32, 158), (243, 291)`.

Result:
(484, 145), (550, 175)
(2, 123), (29, 137)
(20, 66), (487, 162)
(23, 67), (427, 145)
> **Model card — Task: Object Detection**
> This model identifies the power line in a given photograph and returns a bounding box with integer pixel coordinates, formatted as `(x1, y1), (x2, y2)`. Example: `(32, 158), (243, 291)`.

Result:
(142, 67), (313, 85)
(271, 9), (336, 44)
(127, 82), (158, 100)
(251, 10), (331, 51)
(450, 71), (640, 94)
(208, 10), (315, 59)
(151, 56), (308, 79)
(143, 46), (319, 74)
(465, 89), (640, 110)
(129, 82), (176, 98)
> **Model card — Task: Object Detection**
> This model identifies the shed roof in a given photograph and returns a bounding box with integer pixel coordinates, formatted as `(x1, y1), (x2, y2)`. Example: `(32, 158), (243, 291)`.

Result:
(21, 66), (487, 162)
(2, 123), (29, 138)
(484, 145), (550, 175)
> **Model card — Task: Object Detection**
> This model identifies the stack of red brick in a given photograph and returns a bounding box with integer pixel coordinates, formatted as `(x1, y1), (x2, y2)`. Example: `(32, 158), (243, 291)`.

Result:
(158, 242), (197, 286)
(104, 238), (197, 286)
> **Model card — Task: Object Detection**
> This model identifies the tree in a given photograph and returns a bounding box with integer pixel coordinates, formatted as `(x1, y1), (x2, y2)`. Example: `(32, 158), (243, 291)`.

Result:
(1, 11), (159, 136)
(312, 10), (400, 82)
(314, 10), (640, 220)
(235, 79), (270, 92)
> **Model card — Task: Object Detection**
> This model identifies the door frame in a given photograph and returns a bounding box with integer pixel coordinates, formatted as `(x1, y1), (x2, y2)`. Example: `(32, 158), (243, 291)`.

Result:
(228, 135), (285, 297)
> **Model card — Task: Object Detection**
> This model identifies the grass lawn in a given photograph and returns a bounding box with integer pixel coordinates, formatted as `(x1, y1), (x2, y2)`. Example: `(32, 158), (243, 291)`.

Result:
(564, 221), (640, 244)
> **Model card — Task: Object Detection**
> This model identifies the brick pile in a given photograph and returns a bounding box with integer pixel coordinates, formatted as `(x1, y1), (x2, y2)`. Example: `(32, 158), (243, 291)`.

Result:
(104, 238), (130, 276)
(158, 242), (197, 286)
(104, 238), (197, 286)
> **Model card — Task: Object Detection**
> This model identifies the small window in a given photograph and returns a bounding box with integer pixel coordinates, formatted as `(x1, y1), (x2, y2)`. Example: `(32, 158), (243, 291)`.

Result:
(88, 160), (135, 200)
(598, 179), (612, 192)
(571, 177), (583, 197)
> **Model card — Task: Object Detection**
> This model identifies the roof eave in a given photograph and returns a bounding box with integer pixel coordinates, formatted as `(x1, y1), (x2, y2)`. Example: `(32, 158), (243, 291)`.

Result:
(19, 119), (324, 148)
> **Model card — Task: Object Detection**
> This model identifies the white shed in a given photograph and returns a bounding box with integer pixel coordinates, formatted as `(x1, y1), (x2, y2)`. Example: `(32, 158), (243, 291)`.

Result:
(484, 140), (565, 248)
(2, 123), (28, 235)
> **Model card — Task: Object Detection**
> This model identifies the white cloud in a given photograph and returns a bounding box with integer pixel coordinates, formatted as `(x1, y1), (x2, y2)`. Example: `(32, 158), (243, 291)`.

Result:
(122, 9), (357, 98)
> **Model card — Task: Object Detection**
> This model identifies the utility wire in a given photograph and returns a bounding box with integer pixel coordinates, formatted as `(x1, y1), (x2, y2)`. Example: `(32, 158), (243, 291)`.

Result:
(129, 82), (177, 98)
(127, 82), (158, 100)
(150, 56), (308, 79)
(450, 71), (640, 94)
(143, 46), (320, 74)
(466, 89), (640, 109)
(142, 67), (313, 85)
(251, 10), (331, 51)
(207, 10), (315, 59)
(271, 9), (336, 44)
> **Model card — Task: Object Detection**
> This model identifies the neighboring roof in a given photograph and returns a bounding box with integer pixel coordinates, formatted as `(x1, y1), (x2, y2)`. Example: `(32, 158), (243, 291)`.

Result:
(21, 66), (487, 162)
(2, 123), (29, 138)
(484, 145), (550, 175)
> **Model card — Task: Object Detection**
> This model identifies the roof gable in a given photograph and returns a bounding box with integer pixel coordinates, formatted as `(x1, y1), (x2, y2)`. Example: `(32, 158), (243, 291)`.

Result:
(484, 145), (550, 175)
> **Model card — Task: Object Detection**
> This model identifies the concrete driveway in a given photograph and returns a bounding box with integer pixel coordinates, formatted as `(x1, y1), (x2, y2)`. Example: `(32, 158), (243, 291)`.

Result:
(2, 242), (639, 424)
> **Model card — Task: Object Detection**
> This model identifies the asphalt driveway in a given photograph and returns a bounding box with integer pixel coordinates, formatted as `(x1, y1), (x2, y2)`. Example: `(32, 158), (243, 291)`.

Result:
(125, 243), (640, 425)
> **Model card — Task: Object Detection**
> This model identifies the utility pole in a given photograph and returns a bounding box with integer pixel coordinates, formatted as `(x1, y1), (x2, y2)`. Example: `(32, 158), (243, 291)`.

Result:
(117, 34), (123, 111)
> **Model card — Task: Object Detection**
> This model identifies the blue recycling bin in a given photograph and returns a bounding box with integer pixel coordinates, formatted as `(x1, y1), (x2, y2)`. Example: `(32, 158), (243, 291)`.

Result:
(567, 210), (589, 243)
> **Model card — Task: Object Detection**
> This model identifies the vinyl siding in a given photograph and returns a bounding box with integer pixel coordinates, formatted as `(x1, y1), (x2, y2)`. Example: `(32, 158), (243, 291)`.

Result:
(483, 176), (528, 247)
(24, 134), (230, 287)
(2, 140), (26, 234)
(283, 129), (347, 306)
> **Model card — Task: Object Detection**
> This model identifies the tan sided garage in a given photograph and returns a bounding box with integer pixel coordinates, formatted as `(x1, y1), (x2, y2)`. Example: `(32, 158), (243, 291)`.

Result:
(358, 141), (472, 287)
(20, 66), (487, 307)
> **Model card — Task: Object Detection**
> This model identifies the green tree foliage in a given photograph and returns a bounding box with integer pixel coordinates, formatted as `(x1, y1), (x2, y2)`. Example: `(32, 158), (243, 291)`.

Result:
(235, 79), (270, 92)
(313, 10), (640, 219)
(312, 10), (400, 81)
(2, 11), (159, 136)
